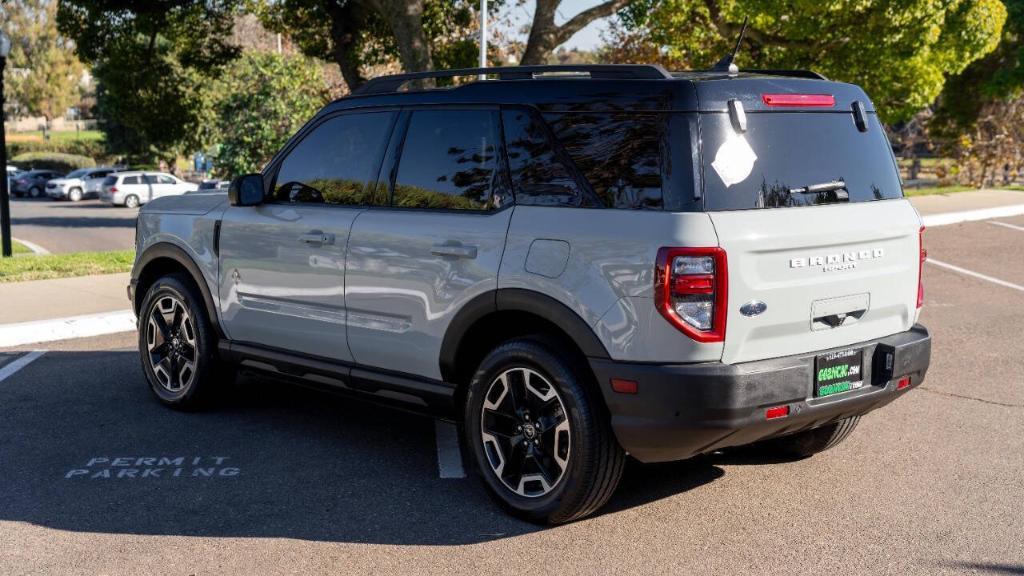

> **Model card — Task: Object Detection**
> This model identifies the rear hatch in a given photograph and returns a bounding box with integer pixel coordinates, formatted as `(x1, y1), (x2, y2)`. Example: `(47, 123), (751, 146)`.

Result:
(695, 78), (922, 364)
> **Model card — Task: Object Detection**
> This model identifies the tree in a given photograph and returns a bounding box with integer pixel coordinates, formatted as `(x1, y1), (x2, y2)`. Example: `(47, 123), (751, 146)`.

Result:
(2, 0), (84, 125)
(613, 0), (1007, 123)
(57, 0), (242, 160)
(519, 0), (633, 65)
(212, 52), (330, 176)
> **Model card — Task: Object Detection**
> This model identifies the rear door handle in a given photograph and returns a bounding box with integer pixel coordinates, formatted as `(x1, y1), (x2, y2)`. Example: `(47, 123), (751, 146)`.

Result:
(299, 231), (335, 247)
(431, 243), (478, 259)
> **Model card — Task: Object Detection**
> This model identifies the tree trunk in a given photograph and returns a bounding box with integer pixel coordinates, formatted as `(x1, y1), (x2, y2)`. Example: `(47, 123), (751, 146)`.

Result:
(365, 0), (433, 73)
(326, 1), (368, 92)
(521, 0), (632, 66)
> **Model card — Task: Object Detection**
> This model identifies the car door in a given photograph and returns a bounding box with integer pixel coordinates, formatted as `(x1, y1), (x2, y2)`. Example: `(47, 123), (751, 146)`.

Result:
(345, 108), (513, 380)
(218, 110), (397, 362)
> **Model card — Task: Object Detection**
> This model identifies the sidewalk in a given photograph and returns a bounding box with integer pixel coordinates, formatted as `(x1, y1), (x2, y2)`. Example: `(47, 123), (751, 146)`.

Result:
(909, 188), (1024, 216)
(0, 273), (130, 324)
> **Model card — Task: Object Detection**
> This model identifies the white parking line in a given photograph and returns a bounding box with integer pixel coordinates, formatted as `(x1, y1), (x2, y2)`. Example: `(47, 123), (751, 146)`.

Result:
(0, 310), (136, 347)
(990, 220), (1024, 233)
(927, 258), (1024, 293)
(0, 351), (46, 383)
(11, 237), (51, 255)
(921, 204), (1024, 227)
(435, 420), (465, 479)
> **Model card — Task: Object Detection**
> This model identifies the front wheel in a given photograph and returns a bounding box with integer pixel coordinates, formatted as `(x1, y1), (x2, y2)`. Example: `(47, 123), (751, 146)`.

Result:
(464, 337), (624, 524)
(138, 274), (232, 409)
(68, 188), (83, 202)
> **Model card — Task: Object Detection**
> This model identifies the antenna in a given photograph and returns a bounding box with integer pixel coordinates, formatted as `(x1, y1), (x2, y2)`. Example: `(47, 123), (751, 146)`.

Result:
(711, 17), (749, 75)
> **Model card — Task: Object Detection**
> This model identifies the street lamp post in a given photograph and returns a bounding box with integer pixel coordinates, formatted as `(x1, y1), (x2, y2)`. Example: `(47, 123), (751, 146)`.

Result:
(0, 30), (10, 258)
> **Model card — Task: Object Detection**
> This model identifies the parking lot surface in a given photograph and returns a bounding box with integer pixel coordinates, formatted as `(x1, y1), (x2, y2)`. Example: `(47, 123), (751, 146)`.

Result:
(10, 197), (137, 253)
(0, 219), (1022, 575)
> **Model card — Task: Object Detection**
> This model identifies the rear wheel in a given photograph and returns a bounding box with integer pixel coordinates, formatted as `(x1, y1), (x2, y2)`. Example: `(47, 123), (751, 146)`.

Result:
(138, 274), (232, 409)
(761, 416), (861, 458)
(28, 186), (41, 198)
(124, 194), (140, 208)
(464, 337), (624, 524)
(68, 187), (83, 202)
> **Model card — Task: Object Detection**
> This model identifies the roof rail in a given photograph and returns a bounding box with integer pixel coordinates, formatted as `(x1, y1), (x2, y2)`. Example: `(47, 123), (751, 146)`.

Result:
(353, 64), (674, 95)
(741, 69), (828, 81)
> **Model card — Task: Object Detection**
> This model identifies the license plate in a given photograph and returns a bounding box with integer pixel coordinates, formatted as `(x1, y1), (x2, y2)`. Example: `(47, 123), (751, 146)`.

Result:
(814, 348), (864, 397)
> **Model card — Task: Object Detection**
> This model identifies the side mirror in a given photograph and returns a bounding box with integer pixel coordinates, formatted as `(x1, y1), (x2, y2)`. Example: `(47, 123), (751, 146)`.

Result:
(228, 173), (264, 206)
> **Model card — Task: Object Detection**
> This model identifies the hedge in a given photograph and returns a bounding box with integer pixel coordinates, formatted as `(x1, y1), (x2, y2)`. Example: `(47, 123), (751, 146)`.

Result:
(6, 138), (105, 159)
(11, 152), (97, 172)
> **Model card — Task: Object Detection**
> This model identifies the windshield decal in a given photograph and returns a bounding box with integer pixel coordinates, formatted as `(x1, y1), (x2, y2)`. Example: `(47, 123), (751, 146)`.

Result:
(710, 134), (757, 187)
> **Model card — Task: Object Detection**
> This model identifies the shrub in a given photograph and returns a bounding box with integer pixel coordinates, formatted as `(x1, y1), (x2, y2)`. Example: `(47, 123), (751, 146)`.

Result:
(6, 138), (106, 159)
(11, 152), (96, 172)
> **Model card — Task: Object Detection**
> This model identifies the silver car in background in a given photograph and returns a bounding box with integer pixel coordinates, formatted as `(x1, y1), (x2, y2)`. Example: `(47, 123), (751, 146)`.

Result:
(100, 171), (199, 208)
(46, 167), (119, 202)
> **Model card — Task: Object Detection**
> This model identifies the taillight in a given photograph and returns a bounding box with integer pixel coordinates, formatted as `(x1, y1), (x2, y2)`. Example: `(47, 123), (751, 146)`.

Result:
(917, 226), (927, 309)
(655, 247), (728, 343)
(761, 93), (835, 107)
(109, 186), (118, 193)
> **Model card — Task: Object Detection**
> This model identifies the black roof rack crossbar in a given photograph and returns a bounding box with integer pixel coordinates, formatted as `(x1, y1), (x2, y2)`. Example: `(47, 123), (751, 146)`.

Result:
(354, 64), (674, 95)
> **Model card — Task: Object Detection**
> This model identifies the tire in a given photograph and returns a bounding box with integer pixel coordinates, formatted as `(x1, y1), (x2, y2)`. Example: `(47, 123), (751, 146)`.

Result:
(761, 416), (861, 458)
(28, 186), (42, 198)
(138, 273), (232, 409)
(464, 337), (625, 524)
(124, 194), (140, 208)
(68, 188), (83, 202)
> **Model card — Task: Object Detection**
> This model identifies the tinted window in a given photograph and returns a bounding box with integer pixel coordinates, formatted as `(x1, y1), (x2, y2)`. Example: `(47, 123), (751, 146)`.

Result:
(102, 176), (117, 186)
(67, 169), (88, 178)
(274, 111), (395, 205)
(157, 175), (175, 184)
(123, 176), (141, 185)
(501, 109), (584, 207)
(393, 110), (505, 210)
(701, 112), (902, 210)
(542, 112), (665, 209)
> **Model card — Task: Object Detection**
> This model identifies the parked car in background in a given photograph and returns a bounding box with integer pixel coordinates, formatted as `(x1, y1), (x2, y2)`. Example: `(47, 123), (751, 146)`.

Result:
(195, 179), (230, 193)
(100, 171), (199, 208)
(46, 167), (120, 202)
(12, 170), (65, 198)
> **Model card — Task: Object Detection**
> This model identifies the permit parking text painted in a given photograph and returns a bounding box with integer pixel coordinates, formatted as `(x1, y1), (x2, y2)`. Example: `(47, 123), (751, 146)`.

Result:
(64, 456), (240, 479)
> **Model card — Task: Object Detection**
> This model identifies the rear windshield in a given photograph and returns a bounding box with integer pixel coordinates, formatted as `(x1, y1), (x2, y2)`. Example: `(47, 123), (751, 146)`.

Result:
(700, 112), (902, 211)
(102, 176), (117, 185)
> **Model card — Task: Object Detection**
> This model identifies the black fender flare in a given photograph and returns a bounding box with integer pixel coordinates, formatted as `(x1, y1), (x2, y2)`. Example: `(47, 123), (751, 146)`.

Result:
(133, 243), (224, 337)
(439, 288), (610, 382)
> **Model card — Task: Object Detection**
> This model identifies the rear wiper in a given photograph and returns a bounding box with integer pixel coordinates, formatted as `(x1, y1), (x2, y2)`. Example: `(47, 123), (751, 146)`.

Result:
(788, 179), (849, 201)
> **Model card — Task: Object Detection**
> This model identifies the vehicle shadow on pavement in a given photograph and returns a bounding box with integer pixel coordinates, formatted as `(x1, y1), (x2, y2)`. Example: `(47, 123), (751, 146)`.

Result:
(1, 350), (733, 544)
(10, 216), (137, 229)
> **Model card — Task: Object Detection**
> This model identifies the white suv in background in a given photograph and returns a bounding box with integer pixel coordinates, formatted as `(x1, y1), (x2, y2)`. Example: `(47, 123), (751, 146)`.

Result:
(46, 167), (119, 202)
(100, 171), (198, 208)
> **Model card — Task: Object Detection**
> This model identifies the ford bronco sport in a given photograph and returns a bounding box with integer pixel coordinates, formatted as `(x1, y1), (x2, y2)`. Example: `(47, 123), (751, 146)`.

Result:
(130, 64), (931, 524)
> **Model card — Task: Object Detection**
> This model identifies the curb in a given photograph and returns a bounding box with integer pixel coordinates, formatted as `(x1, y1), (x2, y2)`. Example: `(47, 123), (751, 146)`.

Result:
(0, 310), (135, 347)
(11, 237), (51, 255)
(921, 204), (1024, 227)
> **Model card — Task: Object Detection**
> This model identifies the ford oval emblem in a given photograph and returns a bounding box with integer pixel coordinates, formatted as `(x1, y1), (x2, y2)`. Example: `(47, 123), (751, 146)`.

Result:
(740, 300), (767, 317)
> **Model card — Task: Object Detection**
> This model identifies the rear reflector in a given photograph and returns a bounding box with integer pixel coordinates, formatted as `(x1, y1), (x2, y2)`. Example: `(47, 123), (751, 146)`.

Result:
(610, 378), (638, 395)
(762, 93), (835, 107)
(897, 376), (911, 390)
(765, 405), (790, 420)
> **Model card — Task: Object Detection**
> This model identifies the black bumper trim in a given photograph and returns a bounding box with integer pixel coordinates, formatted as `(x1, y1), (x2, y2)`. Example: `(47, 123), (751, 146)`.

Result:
(590, 324), (931, 463)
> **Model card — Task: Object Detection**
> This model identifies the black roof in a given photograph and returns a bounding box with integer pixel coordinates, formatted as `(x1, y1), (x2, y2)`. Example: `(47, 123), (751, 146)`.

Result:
(327, 64), (871, 114)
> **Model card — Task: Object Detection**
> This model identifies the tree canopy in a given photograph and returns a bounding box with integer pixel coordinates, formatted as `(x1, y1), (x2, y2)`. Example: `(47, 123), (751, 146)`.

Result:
(2, 0), (84, 123)
(615, 0), (1007, 123)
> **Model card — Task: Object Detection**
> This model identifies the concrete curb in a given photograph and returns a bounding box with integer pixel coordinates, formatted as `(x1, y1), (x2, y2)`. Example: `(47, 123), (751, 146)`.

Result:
(921, 204), (1024, 227)
(0, 310), (136, 347)
(11, 237), (51, 255)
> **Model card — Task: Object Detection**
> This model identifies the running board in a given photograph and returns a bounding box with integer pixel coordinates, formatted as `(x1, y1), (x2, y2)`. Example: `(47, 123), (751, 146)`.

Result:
(218, 341), (457, 416)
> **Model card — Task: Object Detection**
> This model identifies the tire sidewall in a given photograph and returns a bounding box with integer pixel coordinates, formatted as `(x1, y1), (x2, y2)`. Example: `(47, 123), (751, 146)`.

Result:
(464, 339), (599, 519)
(138, 275), (216, 407)
(29, 186), (41, 198)
(125, 195), (140, 208)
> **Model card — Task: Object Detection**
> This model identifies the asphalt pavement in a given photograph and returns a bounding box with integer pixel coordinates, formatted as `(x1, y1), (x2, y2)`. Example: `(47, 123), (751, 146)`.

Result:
(0, 218), (1022, 575)
(9, 196), (137, 254)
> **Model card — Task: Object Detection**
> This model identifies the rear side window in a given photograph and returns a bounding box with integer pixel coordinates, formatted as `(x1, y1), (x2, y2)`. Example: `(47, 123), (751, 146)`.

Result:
(542, 112), (665, 209)
(501, 109), (584, 207)
(123, 176), (141, 185)
(393, 109), (506, 211)
(701, 112), (902, 210)
(274, 111), (395, 205)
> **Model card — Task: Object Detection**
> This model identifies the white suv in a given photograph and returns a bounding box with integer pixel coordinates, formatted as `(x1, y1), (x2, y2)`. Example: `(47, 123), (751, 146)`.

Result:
(100, 171), (198, 208)
(46, 167), (119, 202)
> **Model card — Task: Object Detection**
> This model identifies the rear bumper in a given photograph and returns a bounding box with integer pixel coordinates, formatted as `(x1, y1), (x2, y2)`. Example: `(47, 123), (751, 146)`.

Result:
(589, 324), (931, 463)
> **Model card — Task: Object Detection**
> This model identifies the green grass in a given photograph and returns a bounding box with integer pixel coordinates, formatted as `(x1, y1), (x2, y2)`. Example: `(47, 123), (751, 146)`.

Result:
(6, 130), (104, 143)
(903, 185), (978, 197)
(0, 250), (134, 283)
(11, 240), (33, 255)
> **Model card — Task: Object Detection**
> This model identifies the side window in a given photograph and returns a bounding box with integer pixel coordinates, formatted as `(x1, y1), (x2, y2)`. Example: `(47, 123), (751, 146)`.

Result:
(158, 175), (175, 184)
(393, 109), (505, 211)
(143, 174), (159, 184)
(543, 112), (665, 209)
(274, 111), (395, 205)
(123, 176), (140, 185)
(501, 109), (583, 207)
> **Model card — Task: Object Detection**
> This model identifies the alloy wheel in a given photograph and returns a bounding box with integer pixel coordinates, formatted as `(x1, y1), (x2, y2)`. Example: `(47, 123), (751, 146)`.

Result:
(480, 367), (571, 498)
(146, 295), (198, 393)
